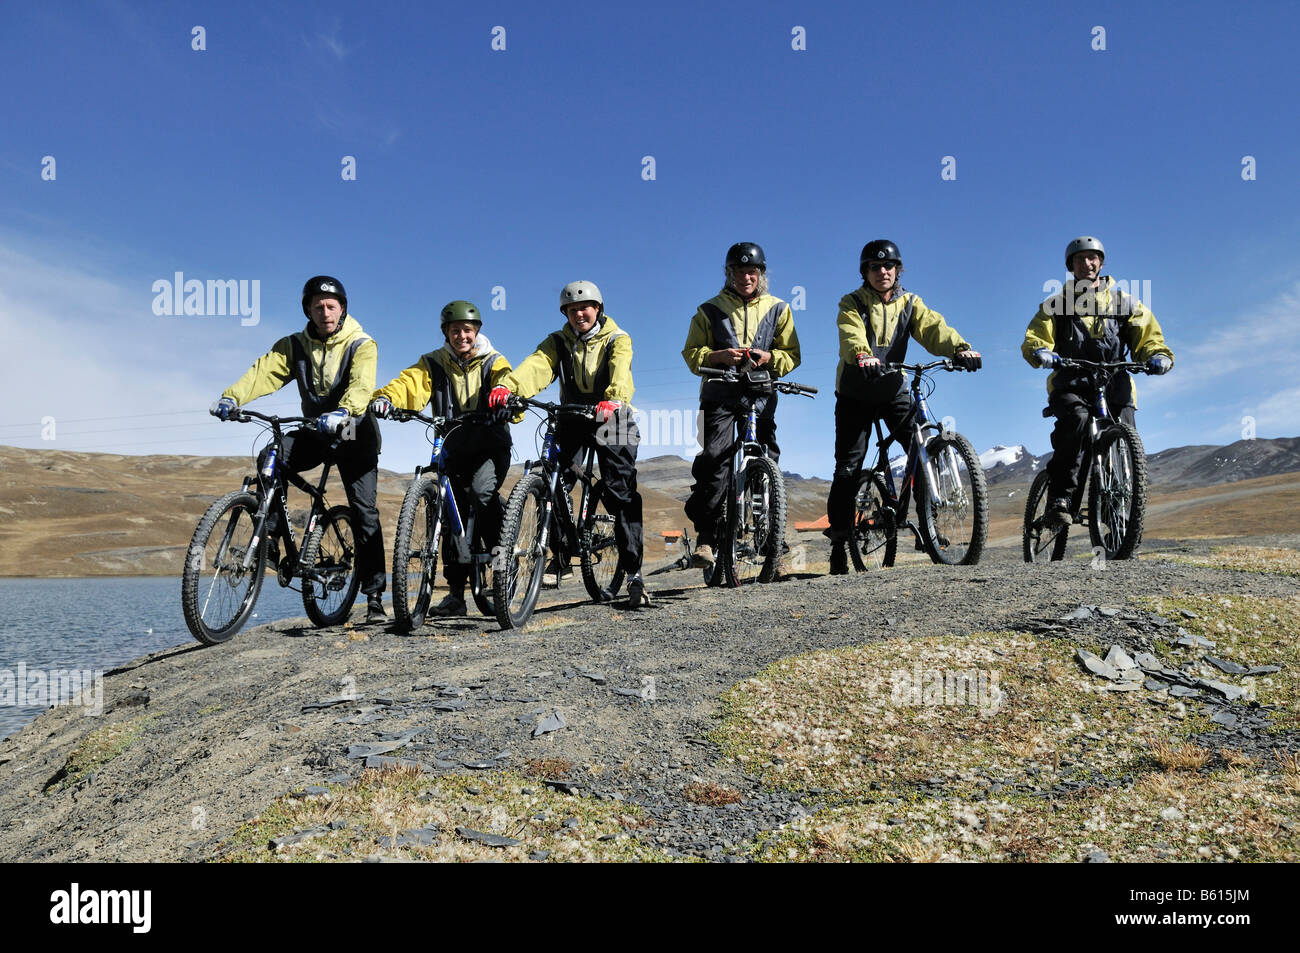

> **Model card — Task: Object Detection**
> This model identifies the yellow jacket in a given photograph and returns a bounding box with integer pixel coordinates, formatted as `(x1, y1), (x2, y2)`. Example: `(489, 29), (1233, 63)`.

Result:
(682, 288), (801, 378)
(505, 315), (634, 404)
(1023, 277), (1173, 399)
(374, 333), (518, 420)
(834, 285), (969, 396)
(223, 315), (377, 417)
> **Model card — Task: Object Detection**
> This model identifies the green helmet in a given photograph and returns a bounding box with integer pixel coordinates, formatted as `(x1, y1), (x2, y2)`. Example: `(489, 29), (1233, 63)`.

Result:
(440, 300), (483, 330)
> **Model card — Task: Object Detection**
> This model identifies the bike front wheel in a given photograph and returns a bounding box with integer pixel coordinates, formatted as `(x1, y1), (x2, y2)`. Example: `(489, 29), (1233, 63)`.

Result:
(1023, 468), (1069, 562)
(302, 504), (361, 627)
(847, 471), (897, 571)
(1088, 422), (1147, 561)
(916, 432), (988, 566)
(580, 486), (626, 602)
(723, 455), (785, 586)
(182, 490), (266, 645)
(494, 473), (548, 630)
(391, 475), (440, 631)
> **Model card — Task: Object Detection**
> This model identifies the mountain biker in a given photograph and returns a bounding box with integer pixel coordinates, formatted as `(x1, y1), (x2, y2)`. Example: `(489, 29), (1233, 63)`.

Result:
(370, 300), (518, 618)
(1022, 236), (1173, 526)
(824, 240), (982, 574)
(210, 275), (388, 623)
(486, 281), (651, 609)
(682, 242), (801, 570)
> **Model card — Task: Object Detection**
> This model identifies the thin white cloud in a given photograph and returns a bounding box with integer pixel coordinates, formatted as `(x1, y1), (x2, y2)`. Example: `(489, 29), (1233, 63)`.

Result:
(0, 242), (301, 457)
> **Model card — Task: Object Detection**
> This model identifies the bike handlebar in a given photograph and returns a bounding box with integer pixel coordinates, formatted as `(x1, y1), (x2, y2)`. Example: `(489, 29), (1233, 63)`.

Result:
(885, 359), (969, 373)
(507, 395), (599, 419)
(697, 366), (818, 396)
(1055, 358), (1151, 373)
(228, 410), (313, 425)
(389, 409), (500, 427)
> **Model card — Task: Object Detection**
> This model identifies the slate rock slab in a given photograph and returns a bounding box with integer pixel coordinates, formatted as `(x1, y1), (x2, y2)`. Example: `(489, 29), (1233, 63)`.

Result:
(1104, 646), (1139, 671)
(1205, 656), (1249, 675)
(303, 694), (362, 712)
(456, 827), (521, 848)
(533, 710), (567, 738)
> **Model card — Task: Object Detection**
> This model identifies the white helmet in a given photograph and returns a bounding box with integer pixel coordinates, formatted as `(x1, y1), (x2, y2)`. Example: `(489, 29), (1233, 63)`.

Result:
(1065, 236), (1105, 270)
(559, 280), (603, 314)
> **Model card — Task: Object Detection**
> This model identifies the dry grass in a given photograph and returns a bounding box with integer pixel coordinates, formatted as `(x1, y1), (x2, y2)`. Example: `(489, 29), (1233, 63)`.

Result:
(751, 766), (1300, 862)
(683, 781), (741, 806)
(1139, 592), (1300, 731)
(1147, 545), (1300, 577)
(717, 631), (1183, 798)
(522, 758), (575, 778)
(1220, 748), (1256, 768)
(722, 615), (1300, 863)
(1150, 739), (1211, 771)
(216, 765), (676, 863)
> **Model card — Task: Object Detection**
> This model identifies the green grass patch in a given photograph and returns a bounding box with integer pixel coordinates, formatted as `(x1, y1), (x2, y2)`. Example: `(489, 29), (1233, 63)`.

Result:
(1138, 592), (1300, 732)
(45, 715), (151, 792)
(1143, 545), (1300, 577)
(717, 632), (1185, 800)
(718, 628), (1300, 862)
(749, 765), (1300, 862)
(215, 765), (679, 863)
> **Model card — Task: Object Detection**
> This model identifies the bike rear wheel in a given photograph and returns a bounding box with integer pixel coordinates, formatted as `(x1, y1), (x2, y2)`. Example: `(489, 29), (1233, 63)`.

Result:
(723, 455), (785, 585)
(182, 490), (266, 645)
(494, 473), (548, 630)
(847, 471), (897, 571)
(391, 475), (440, 631)
(302, 504), (361, 627)
(916, 432), (988, 566)
(1023, 468), (1069, 562)
(580, 486), (626, 602)
(1088, 421), (1147, 561)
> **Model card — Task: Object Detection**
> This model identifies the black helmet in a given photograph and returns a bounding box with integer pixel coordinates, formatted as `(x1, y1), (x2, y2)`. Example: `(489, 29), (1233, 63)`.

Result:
(725, 242), (766, 271)
(859, 240), (901, 276)
(440, 300), (483, 329)
(301, 275), (347, 317)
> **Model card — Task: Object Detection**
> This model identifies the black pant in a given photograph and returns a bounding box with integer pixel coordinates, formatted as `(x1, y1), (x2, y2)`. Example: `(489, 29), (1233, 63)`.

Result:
(258, 427), (386, 597)
(556, 410), (644, 575)
(1047, 391), (1136, 502)
(825, 386), (916, 535)
(439, 428), (511, 591)
(684, 395), (779, 543)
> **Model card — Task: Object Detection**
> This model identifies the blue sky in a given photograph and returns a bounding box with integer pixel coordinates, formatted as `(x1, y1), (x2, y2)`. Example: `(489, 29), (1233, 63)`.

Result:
(3, 0), (1298, 478)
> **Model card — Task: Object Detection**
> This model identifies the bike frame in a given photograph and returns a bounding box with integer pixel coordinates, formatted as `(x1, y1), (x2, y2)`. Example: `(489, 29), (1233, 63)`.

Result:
(1059, 361), (1144, 521)
(401, 413), (502, 597)
(867, 362), (952, 530)
(238, 416), (336, 586)
(519, 403), (603, 572)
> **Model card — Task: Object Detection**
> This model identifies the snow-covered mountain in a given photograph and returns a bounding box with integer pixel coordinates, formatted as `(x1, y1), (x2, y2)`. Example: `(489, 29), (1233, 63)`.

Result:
(980, 444), (1026, 469)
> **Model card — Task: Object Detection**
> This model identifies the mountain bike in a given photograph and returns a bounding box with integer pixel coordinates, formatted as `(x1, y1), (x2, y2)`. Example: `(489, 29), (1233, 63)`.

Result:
(848, 360), (988, 571)
(696, 367), (818, 587)
(493, 397), (627, 629)
(1023, 359), (1150, 562)
(182, 411), (360, 645)
(388, 410), (499, 630)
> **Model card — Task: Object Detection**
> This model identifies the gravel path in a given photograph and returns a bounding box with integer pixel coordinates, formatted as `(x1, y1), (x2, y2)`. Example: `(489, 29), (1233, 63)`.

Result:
(1, 533), (1296, 862)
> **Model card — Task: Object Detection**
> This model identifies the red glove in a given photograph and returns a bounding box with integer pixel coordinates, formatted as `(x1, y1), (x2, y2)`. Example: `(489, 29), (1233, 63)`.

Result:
(595, 400), (622, 422)
(488, 386), (511, 409)
(857, 354), (884, 378)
